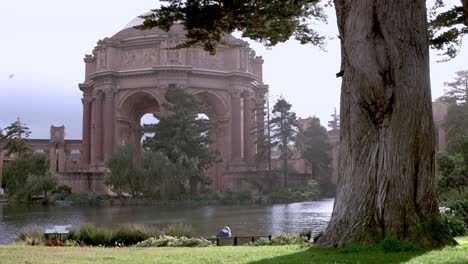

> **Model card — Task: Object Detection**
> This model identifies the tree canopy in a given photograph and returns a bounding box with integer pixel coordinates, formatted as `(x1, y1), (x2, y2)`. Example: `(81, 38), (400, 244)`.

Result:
(138, 0), (326, 54)
(301, 117), (333, 195)
(439, 69), (468, 153)
(270, 98), (300, 187)
(327, 108), (340, 131)
(429, 0), (468, 60)
(143, 87), (220, 192)
(1, 118), (31, 157)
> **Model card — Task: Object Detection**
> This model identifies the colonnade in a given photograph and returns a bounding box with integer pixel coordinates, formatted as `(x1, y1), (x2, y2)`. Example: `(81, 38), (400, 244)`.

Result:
(81, 88), (115, 167)
(230, 91), (259, 164)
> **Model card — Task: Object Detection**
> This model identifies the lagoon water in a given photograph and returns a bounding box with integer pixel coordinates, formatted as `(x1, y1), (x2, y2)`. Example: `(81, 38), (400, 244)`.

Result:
(0, 199), (334, 244)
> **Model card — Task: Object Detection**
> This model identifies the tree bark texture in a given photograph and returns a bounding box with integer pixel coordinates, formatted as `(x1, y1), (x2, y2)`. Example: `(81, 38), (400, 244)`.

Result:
(316, 0), (455, 248)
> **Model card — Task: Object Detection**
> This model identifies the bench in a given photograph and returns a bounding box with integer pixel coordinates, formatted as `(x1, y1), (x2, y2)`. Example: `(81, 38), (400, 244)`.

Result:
(207, 235), (272, 246)
(44, 225), (71, 240)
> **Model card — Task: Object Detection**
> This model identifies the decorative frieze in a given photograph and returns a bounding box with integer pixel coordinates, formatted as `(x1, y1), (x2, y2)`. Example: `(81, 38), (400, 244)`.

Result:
(121, 47), (159, 68)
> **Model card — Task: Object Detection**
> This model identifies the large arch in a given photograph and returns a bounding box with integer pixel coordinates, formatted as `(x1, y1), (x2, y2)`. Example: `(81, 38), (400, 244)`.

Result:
(117, 90), (161, 164)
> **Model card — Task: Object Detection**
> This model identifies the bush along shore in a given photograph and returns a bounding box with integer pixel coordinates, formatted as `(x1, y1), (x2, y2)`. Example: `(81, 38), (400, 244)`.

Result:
(15, 223), (310, 248)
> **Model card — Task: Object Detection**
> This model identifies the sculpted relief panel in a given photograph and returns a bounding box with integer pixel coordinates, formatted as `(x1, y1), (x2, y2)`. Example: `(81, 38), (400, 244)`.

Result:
(189, 48), (225, 70)
(120, 47), (160, 69)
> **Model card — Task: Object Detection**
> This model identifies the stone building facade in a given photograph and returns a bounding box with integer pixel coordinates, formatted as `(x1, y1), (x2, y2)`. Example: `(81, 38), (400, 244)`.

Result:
(0, 126), (82, 193)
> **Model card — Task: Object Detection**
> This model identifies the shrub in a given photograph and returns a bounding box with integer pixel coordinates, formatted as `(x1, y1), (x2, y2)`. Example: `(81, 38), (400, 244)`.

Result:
(441, 214), (467, 237)
(377, 235), (423, 252)
(112, 225), (160, 246)
(250, 233), (307, 246)
(165, 223), (194, 238)
(79, 223), (112, 246)
(270, 233), (308, 245)
(53, 185), (72, 194)
(65, 229), (80, 241)
(135, 235), (212, 247)
(15, 228), (45, 246)
(438, 188), (468, 226)
(63, 239), (79, 247)
(249, 237), (272, 246)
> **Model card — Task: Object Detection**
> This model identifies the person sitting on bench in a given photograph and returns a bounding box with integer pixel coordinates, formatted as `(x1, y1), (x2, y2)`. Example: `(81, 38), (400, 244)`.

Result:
(216, 226), (232, 238)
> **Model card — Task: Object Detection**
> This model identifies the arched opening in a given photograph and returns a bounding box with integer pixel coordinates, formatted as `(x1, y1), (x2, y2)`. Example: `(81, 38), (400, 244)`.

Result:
(192, 91), (227, 191)
(140, 113), (159, 144)
(118, 91), (161, 165)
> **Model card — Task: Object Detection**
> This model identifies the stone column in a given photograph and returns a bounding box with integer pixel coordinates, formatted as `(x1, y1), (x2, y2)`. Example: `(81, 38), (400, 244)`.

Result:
(103, 90), (115, 161)
(92, 93), (104, 164)
(81, 97), (92, 166)
(57, 144), (66, 172)
(230, 91), (242, 162)
(218, 120), (229, 191)
(243, 92), (254, 162)
(256, 97), (266, 159)
(49, 143), (57, 174)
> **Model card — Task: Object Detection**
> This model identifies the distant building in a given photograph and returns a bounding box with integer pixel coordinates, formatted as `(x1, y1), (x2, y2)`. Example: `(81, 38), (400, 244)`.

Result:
(269, 101), (449, 186)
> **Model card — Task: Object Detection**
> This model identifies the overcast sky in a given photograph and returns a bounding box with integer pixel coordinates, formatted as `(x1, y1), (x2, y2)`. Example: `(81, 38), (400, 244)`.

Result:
(0, 0), (467, 139)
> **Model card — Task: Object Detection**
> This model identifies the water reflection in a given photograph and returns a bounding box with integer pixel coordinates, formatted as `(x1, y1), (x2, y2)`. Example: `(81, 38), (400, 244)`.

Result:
(0, 199), (334, 244)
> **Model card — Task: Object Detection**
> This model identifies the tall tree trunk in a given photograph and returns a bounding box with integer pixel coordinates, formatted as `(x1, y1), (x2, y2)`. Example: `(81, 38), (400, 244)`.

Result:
(316, 0), (455, 248)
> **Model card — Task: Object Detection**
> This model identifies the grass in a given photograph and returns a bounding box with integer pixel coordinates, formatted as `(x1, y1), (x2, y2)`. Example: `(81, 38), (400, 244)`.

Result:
(0, 237), (466, 264)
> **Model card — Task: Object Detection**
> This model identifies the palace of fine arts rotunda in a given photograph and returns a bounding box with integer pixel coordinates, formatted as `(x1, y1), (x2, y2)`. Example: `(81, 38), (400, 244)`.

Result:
(1, 16), (270, 193)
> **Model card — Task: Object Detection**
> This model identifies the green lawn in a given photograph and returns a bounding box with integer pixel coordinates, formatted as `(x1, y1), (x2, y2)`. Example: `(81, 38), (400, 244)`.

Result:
(0, 237), (466, 264)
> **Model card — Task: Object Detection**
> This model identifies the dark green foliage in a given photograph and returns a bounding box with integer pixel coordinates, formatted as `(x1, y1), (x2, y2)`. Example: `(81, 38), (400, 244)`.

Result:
(53, 185), (72, 195)
(65, 229), (80, 242)
(63, 224), (189, 247)
(439, 188), (468, 226)
(112, 225), (161, 246)
(441, 214), (467, 237)
(269, 180), (319, 203)
(250, 233), (307, 246)
(137, 0), (326, 54)
(16, 174), (58, 201)
(181, 189), (252, 203)
(59, 193), (112, 205)
(269, 98), (300, 187)
(429, 0), (468, 60)
(15, 228), (45, 246)
(165, 223), (194, 238)
(3, 153), (53, 201)
(301, 116), (334, 196)
(79, 224), (113, 246)
(143, 88), (220, 193)
(136, 236), (213, 247)
(0, 118), (31, 157)
(377, 236), (424, 252)
(436, 152), (468, 194)
(106, 144), (142, 197)
(139, 150), (180, 199)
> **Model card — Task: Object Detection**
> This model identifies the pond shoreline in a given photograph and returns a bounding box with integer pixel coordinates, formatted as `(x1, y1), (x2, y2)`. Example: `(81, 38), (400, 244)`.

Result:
(0, 199), (335, 245)
(2, 194), (334, 208)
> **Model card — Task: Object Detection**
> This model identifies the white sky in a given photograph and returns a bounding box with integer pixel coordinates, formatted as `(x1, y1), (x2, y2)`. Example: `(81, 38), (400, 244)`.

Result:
(0, 0), (467, 139)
